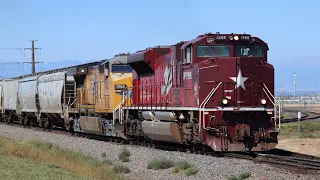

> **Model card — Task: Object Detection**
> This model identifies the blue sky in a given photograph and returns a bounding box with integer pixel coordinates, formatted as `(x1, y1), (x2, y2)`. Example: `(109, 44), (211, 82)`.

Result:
(0, 0), (320, 92)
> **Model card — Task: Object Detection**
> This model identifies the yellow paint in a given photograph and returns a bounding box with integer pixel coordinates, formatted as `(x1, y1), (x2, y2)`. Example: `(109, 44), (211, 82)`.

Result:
(78, 66), (132, 114)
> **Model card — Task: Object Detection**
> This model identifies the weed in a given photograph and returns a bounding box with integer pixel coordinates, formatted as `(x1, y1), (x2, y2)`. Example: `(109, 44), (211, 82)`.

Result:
(47, 163), (60, 169)
(185, 167), (198, 176)
(101, 152), (107, 158)
(239, 172), (251, 179)
(172, 161), (192, 174)
(102, 159), (113, 165)
(118, 148), (130, 162)
(228, 175), (238, 180)
(175, 161), (192, 170)
(118, 147), (131, 162)
(147, 157), (174, 170)
(113, 164), (130, 174)
(228, 172), (251, 180)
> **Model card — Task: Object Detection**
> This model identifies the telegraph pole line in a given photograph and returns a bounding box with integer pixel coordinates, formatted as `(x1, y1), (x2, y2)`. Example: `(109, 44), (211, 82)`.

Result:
(24, 40), (42, 74)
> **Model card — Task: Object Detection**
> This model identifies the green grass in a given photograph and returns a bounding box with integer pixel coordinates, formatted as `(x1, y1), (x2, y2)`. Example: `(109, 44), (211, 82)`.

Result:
(228, 172), (251, 180)
(0, 137), (123, 180)
(279, 121), (320, 138)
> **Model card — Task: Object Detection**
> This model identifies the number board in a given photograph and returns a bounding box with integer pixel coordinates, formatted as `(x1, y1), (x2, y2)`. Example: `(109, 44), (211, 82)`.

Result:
(114, 84), (127, 90)
(240, 35), (250, 40)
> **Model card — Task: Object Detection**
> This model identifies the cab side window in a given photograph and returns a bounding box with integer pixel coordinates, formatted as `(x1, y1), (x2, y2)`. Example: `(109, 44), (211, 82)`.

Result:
(183, 46), (192, 64)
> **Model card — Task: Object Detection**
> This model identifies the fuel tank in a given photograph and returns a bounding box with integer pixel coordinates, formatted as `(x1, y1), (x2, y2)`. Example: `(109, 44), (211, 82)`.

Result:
(142, 111), (176, 121)
(141, 121), (182, 144)
(79, 116), (103, 134)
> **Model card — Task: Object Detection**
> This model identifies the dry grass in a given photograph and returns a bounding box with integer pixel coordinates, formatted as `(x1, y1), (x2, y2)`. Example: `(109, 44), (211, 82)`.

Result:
(0, 155), (91, 180)
(0, 137), (123, 180)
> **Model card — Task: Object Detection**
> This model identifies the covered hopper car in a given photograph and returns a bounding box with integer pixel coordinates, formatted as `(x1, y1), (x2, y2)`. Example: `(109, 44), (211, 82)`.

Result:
(0, 33), (278, 152)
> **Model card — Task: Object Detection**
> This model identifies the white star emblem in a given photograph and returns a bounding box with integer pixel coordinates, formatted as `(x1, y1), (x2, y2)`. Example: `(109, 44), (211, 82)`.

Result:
(229, 69), (248, 90)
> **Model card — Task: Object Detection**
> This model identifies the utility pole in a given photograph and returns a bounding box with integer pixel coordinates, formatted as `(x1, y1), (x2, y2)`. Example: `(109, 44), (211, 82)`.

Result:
(293, 72), (296, 97)
(24, 40), (42, 74)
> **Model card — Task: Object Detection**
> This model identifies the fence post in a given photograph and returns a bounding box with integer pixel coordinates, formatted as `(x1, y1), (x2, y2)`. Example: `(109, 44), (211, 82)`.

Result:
(298, 111), (301, 137)
(278, 102), (281, 129)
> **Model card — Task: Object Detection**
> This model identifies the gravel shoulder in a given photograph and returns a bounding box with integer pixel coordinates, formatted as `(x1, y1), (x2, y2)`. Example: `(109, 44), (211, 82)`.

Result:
(0, 124), (319, 180)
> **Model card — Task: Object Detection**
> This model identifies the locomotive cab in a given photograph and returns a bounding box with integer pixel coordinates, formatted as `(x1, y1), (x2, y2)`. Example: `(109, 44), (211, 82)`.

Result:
(179, 33), (277, 151)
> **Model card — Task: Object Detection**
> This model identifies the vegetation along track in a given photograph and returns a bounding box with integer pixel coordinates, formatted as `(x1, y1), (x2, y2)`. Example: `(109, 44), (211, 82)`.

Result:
(1, 120), (320, 174)
(281, 109), (320, 123)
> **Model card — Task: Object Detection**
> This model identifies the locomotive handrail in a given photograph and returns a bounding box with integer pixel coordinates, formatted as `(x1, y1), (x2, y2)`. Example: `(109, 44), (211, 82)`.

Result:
(263, 83), (275, 105)
(113, 90), (129, 125)
(199, 82), (222, 131)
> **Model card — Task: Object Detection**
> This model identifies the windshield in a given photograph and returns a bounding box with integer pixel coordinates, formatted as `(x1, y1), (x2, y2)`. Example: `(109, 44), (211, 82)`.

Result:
(235, 45), (265, 57)
(197, 45), (230, 57)
(111, 64), (132, 73)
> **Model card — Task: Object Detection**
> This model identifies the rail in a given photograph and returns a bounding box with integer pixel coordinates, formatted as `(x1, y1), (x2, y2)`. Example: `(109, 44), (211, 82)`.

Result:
(280, 110), (320, 124)
(256, 153), (320, 172)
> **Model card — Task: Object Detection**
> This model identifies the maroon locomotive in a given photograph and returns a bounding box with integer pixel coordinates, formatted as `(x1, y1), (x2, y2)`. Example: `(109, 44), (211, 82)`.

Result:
(120, 33), (278, 152)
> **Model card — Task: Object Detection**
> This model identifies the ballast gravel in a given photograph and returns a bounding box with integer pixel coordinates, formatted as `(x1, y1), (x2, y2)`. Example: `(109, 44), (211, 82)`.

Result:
(0, 124), (319, 180)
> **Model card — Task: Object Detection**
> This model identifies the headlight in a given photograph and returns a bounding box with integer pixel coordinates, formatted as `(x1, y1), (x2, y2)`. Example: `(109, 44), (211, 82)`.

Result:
(234, 36), (239, 41)
(261, 99), (267, 105)
(222, 99), (228, 105)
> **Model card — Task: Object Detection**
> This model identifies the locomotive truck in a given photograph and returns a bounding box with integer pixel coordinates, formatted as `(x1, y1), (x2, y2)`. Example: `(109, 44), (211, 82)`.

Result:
(0, 33), (278, 152)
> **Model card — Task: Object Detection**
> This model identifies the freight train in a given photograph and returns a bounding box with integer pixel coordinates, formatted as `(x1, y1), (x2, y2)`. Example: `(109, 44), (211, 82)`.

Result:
(0, 33), (278, 152)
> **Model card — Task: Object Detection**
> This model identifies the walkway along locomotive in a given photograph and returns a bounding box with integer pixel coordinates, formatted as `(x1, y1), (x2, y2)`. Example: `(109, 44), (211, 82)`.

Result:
(0, 33), (278, 152)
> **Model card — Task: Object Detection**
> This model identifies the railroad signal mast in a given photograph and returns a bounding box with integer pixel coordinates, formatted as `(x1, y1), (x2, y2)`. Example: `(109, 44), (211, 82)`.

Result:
(24, 40), (42, 74)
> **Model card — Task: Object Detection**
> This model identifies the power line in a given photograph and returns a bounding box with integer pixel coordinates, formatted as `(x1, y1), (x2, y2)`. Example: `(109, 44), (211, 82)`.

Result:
(0, 48), (22, 50)
(24, 40), (42, 74)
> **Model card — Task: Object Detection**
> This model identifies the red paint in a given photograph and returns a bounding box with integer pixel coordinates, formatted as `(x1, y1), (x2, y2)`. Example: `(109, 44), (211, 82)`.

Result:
(126, 33), (277, 151)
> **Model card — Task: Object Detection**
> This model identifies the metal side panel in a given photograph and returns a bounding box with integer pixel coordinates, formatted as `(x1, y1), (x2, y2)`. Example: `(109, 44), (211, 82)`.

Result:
(18, 76), (38, 112)
(38, 72), (65, 113)
(3, 80), (19, 110)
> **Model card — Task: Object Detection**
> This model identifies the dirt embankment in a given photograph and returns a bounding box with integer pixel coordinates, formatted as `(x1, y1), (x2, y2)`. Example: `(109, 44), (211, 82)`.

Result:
(276, 135), (320, 157)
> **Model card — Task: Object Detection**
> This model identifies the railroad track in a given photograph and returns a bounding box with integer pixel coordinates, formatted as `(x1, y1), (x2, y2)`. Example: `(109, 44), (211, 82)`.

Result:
(255, 154), (320, 173)
(281, 110), (320, 123)
(1, 120), (320, 174)
(222, 150), (320, 173)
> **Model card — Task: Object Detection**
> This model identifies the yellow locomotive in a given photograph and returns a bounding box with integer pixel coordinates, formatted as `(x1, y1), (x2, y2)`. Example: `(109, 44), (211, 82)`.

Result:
(71, 53), (132, 136)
